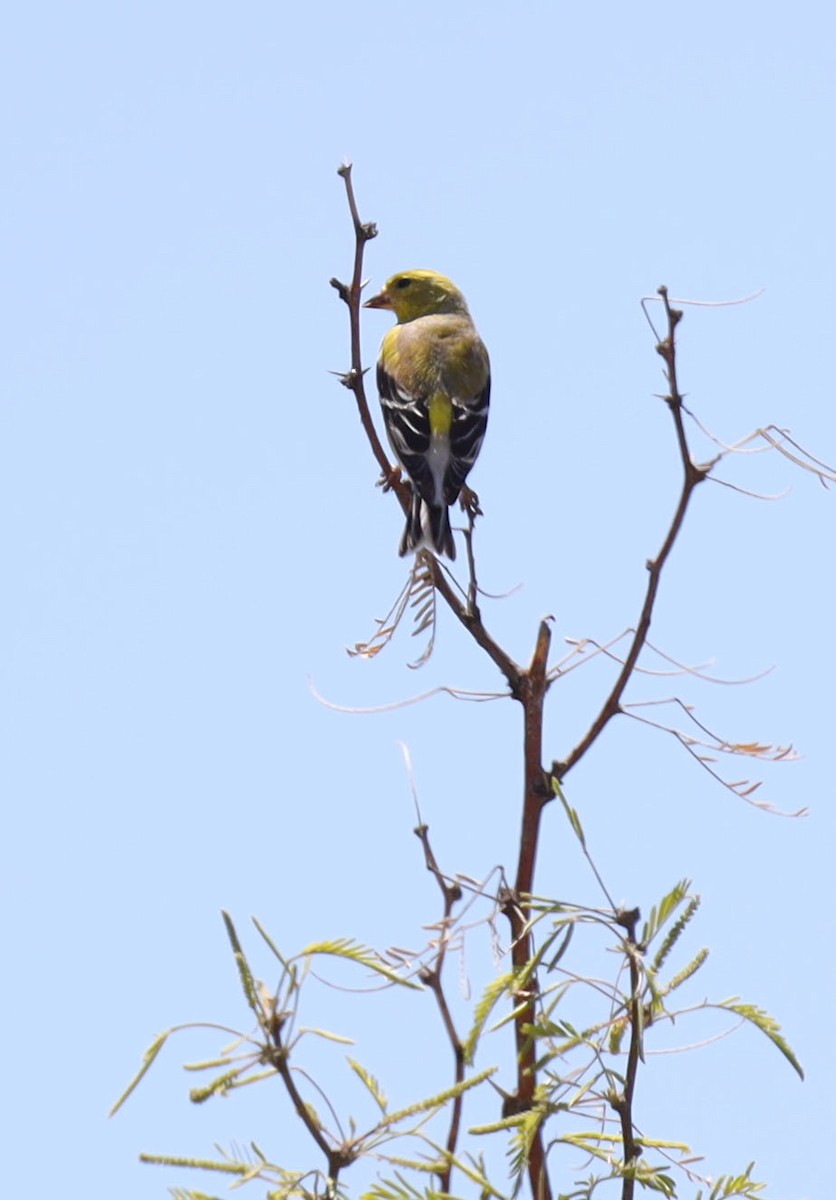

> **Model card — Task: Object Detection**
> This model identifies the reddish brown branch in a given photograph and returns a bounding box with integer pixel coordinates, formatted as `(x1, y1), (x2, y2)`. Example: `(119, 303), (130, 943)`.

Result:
(415, 824), (465, 1192)
(552, 287), (708, 783)
(265, 1010), (353, 1185)
(428, 556), (523, 690)
(514, 618), (553, 899)
(330, 164), (409, 503)
(505, 618), (554, 1200)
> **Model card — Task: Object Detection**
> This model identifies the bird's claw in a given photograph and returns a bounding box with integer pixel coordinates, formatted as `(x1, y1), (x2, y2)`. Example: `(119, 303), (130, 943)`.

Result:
(459, 485), (483, 519)
(378, 465), (403, 493)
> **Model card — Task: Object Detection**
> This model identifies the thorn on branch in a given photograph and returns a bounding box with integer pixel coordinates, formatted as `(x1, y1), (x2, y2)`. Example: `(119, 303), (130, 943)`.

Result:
(498, 885), (525, 923)
(329, 276), (350, 304)
(501, 1092), (534, 1119)
(335, 367), (362, 389)
(536, 768), (554, 801)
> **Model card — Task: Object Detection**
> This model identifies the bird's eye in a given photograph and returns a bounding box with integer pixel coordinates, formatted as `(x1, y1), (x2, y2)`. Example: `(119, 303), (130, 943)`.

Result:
(395, 277), (412, 289)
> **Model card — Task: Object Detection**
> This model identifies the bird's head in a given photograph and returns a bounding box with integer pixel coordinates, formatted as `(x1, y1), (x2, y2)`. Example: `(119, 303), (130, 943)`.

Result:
(364, 269), (470, 322)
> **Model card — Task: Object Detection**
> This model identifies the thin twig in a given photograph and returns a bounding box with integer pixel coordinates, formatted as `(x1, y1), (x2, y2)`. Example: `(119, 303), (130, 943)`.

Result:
(330, 164), (409, 503)
(264, 1012), (351, 1187)
(463, 505), (480, 616)
(611, 908), (642, 1200)
(552, 287), (708, 782)
(414, 823), (465, 1193)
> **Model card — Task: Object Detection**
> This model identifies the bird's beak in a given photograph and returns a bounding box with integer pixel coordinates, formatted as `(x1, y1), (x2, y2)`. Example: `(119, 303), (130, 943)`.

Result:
(363, 288), (393, 310)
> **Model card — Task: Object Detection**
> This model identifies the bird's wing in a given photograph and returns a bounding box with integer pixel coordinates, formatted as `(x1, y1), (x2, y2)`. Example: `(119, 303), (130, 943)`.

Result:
(376, 359), (436, 501)
(444, 373), (491, 504)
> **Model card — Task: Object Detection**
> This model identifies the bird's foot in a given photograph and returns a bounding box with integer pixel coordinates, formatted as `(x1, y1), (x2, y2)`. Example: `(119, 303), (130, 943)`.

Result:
(377, 465), (403, 493)
(459, 485), (483, 519)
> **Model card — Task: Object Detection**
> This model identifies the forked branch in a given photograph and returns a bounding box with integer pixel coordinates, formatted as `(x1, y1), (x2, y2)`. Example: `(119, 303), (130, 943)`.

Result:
(414, 823), (466, 1192)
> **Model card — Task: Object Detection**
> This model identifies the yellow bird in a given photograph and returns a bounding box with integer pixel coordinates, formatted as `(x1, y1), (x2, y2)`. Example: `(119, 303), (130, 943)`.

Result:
(365, 269), (490, 560)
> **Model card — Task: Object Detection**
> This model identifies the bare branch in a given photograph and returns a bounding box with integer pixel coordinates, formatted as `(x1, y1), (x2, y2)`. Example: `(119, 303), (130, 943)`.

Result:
(685, 409), (836, 488)
(308, 678), (506, 715)
(551, 630), (775, 686)
(553, 287), (709, 783)
(413, 821), (466, 1192)
(640, 286), (765, 340)
(624, 704), (807, 816)
(331, 163), (409, 507)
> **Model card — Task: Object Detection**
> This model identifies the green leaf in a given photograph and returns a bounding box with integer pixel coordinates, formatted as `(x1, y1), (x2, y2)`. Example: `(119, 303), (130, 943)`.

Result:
(299, 938), (421, 988)
(469, 1114), (529, 1136)
(554, 782), (587, 848)
(348, 1056), (389, 1114)
(697, 1160), (766, 1198)
(299, 1026), (355, 1045)
(542, 923), (574, 971)
(361, 1170), (425, 1200)
(720, 999), (804, 1079)
(221, 910), (264, 1020)
(641, 881), (691, 946)
(189, 1068), (241, 1103)
(637, 1137), (691, 1152)
(374, 1154), (445, 1175)
(109, 1030), (169, 1116)
(170, 1190), (225, 1200)
(506, 1098), (549, 1181)
(463, 972), (516, 1065)
(428, 1149), (509, 1199)
(660, 946), (708, 997)
(651, 895), (701, 972)
(251, 916), (292, 971)
(378, 1066), (497, 1128)
(617, 1158), (676, 1196)
(608, 1016), (627, 1055)
(139, 1152), (247, 1174)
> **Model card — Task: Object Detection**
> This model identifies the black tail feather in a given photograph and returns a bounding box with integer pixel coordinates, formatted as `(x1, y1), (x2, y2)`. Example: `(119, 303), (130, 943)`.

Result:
(399, 491), (456, 560)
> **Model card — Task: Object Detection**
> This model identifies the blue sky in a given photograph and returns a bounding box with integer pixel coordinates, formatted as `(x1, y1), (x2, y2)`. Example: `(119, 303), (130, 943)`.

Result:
(3, 2), (833, 1197)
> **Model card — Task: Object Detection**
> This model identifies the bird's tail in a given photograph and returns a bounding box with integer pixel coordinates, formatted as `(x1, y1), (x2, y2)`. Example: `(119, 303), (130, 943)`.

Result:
(399, 490), (456, 560)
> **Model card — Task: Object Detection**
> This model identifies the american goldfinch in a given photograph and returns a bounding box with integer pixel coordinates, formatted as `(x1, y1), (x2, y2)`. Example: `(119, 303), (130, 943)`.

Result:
(364, 269), (490, 560)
